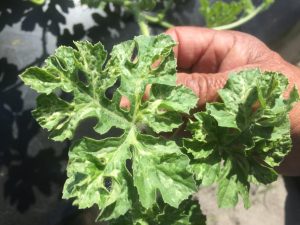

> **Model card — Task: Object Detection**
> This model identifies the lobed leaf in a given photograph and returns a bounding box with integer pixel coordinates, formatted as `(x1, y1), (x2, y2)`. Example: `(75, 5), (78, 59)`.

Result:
(20, 34), (198, 220)
(199, 0), (274, 28)
(21, 32), (294, 224)
(199, 0), (244, 27)
(21, 41), (128, 141)
(111, 198), (206, 225)
(186, 69), (299, 208)
(139, 84), (198, 133)
(132, 134), (196, 209)
(62, 136), (132, 220)
(156, 199), (206, 225)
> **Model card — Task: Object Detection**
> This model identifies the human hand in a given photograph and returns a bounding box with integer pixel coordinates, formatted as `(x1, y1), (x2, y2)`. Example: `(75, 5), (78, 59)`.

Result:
(166, 26), (300, 176)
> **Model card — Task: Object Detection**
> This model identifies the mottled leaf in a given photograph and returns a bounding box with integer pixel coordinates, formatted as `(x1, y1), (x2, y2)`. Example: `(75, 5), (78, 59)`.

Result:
(132, 134), (196, 208)
(20, 35), (198, 221)
(187, 69), (299, 208)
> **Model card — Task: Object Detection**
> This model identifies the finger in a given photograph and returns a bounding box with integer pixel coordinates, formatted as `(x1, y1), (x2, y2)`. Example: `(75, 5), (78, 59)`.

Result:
(176, 72), (228, 107)
(142, 84), (151, 101)
(120, 96), (130, 109)
(165, 27), (267, 73)
(121, 73), (228, 109)
(166, 27), (233, 73)
(119, 85), (151, 109)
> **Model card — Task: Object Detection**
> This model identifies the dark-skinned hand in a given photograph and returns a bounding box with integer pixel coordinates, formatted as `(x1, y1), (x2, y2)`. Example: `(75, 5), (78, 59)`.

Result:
(122, 27), (300, 176)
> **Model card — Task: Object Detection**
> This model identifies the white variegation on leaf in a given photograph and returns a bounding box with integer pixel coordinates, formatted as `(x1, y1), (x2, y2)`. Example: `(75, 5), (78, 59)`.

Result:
(186, 69), (299, 208)
(20, 34), (297, 224)
(20, 35), (198, 221)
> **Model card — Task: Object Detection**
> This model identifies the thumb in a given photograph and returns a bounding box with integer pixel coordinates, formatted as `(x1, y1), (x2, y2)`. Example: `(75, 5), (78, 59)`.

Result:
(176, 72), (228, 107)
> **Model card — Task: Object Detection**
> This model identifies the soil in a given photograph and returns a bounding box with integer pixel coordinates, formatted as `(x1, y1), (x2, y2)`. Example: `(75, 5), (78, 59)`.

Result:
(197, 177), (287, 225)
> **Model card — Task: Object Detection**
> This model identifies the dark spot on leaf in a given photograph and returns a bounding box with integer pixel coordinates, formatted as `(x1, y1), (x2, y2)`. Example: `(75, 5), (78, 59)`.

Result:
(126, 159), (133, 174)
(77, 70), (88, 86)
(99, 157), (106, 165)
(105, 78), (120, 100)
(129, 146), (134, 153)
(131, 43), (138, 63)
(104, 177), (112, 192)
(59, 90), (74, 102)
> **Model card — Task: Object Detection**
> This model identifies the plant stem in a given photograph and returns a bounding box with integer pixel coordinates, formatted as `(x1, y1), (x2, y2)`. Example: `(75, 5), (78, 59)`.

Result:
(138, 18), (151, 36)
(132, 7), (151, 36)
(212, 3), (266, 30)
(158, 0), (173, 21)
(143, 14), (174, 29)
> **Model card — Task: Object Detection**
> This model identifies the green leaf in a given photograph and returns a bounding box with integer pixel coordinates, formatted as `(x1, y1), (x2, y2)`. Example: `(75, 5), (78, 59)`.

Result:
(199, 0), (244, 27)
(156, 199), (206, 225)
(20, 35), (198, 220)
(132, 134), (196, 208)
(187, 69), (299, 208)
(191, 153), (221, 186)
(138, 0), (157, 10)
(206, 103), (238, 129)
(63, 132), (196, 220)
(217, 174), (250, 208)
(21, 41), (128, 141)
(139, 85), (198, 133)
(107, 34), (177, 111)
(62, 136), (132, 220)
(110, 214), (134, 225)
(111, 198), (206, 225)
(248, 161), (278, 185)
(199, 0), (275, 28)
(217, 159), (250, 208)
(30, 0), (45, 5)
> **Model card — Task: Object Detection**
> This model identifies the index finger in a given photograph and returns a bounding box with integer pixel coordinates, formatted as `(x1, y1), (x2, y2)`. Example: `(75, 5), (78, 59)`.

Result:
(165, 27), (244, 73)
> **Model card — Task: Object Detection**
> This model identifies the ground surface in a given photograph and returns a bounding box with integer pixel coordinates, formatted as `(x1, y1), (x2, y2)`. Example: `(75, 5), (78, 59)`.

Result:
(198, 177), (287, 225)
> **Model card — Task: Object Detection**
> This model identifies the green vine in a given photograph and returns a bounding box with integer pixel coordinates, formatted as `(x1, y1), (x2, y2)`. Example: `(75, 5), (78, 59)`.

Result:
(29, 0), (276, 32)
(199, 0), (275, 30)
